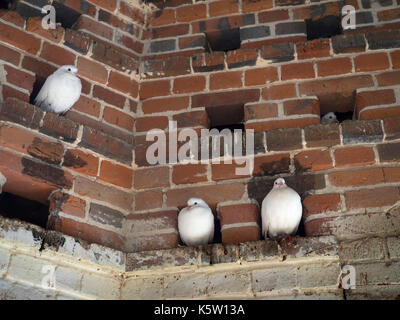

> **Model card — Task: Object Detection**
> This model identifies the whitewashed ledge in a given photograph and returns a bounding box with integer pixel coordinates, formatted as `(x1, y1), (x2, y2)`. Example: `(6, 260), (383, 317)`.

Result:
(0, 216), (345, 300)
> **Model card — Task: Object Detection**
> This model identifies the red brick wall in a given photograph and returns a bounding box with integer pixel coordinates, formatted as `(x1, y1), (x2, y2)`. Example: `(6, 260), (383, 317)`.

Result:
(0, 0), (399, 253)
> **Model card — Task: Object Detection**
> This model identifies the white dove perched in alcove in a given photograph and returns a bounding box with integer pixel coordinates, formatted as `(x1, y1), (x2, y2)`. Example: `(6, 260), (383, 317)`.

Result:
(34, 65), (81, 114)
(321, 112), (339, 124)
(261, 178), (302, 239)
(178, 198), (214, 246)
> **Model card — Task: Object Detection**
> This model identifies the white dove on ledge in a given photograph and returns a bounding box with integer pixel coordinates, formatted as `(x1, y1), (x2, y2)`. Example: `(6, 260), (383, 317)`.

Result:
(34, 65), (82, 114)
(261, 178), (302, 240)
(0, 172), (6, 193)
(178, 198), (214, 246)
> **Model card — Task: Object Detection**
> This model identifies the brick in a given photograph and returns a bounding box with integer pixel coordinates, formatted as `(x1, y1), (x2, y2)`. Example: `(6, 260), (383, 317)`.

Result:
(226, 48), (258, 69)
(192, 89), (260, 108)
(266, 128), (302, 151)
(242, 0), (273, 13)
(297, 39), (331, 60)
(391, 50), (400, 68)
(317, 57), (352, 77)
(354, 52), (390, 72)
(303, 194), (341, 218)
(366, 30), (400, 50)
(127, 210), (178, 237)
(26, 16), (64, 43)
(209, 0), (239, 17)
(192, 14), (255, 34)
(63, 29), (91, 54)
(332, 34), (366, 53)
(79, 127), (132, 165)
(211, 162), (252, 181)
(0, 9), (24, 27)
(73, 15), (114, 40)
(222, 226), (260, 244)
(245, 103), (278, 121)
(176, 4), (206, 22)
(1, 85), (29, 102)
(143, 55), (191, 79)
(172, 164), (208, 185)
(192, 52), (225, 73)
(125, 232), (179, 253)
(173, 110), (209, 128)
(258, 9), (288, 23)
(262, 83), (297, 100)
(133, 167), (169, 190)
(149, 39), (176, 53)
(173, 76), (205, 94)
(103, 107), (134, 131)
(377, 7), (400, 21)
(334, 146), (376, 168)
(384, 117), (400, 140)
(275, 21), (306, 35)
(376, 70), (400, 86)
(377, 142), (400, 162)
(135, 190), (163, 211)
(89, 203), (125, 229)
(329, 168), (385, 187)
(54, 216), (124, 251)
(150, 9), (176, 27)
(49, 192), (86, 218)
(63, 149), (99, 177)
(135, 116), (169, 132)
(295, 150), (333, 173)
(152, 24), (189, 39)
(93, 85), (126, 109)
(72, 96), (101, 117)
(88, 0), (117, 12)
(210, 71), (243, 90)
(77, 57), (108, 84)
(220, 203), (260, 226)
(166, 183), (245, 210)
(119, 0), (145, 25)
(0, 21), (41, 54)
(253, 153), (290, 176)
(40, 42), (76, 66)
(240, 25), (271, 41)
(281, 62), (315, 80)
(244, 67), (279, 86)
(99, 160), (133, 189)
(304, 123), (340, 148)
(359, 105), (400, 121)
(293, 2), (339, 19)
(108, 71), (138, 97)
(341, 119), (384, 144)
(283, 99), (320, 116)
(345, 187), (400, 210)
(247, 117), (319, 132)
(139, 80), (170, 99)
(142, 96), (189, 114)
(0, 43), (21, 66)
(178, 34), (206, 49)
(3, 65), (35, 92)
(74, 176), (132, 211)
(22, 56), (57, 81)
(0, 98), (44, 130)
(260, 42), (294, 63)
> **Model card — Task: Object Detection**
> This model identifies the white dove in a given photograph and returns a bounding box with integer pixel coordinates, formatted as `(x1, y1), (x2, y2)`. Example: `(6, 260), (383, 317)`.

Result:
(178, 198), (214, 246)
(321, 112), (338, 124)
(0, 172), (6, 193)
(261, 178), (302, 239)
(34, 65), (81, 114)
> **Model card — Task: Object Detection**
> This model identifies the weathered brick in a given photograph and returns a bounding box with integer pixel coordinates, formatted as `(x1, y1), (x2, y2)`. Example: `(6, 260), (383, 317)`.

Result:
(99, 160), (133, 189)
(341, 120), (384, 144)
(222, 225), (260, 244)
(253, 153), (290, 176)
(295, 150), (333, 173)
(303, 194), (342, 218)
(332, 34), (366, 53)
(134, 166), (170, 190)
(354, 52), (390, 72)
(377, 142), (400, 162)
(89, 203), (125, 228)
(135, 190), (163, 211)
(192, 89), (260, 108)
(244, 67), (279, 86)
(0, 21), (41, 54)
(0, 98), (44, 130)
(49, 192), (86, 218)
(345, 187), (400, 210)
(172, 164), (208, 185)
(63, 149), (99, 177)
(366, 30), (400, 50)
(40, 112), (79, 143)
(334, 146), (376, 168)
(304, 123), (340, 148)
(266, 128), (302, 151)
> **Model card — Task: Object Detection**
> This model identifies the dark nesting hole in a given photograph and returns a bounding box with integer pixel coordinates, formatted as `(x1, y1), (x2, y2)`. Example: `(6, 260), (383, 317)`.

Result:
(207, 104), (244, 130)
(29, 77), (46, 106)
(52, 2), (82, 29)
(212, 219), (222, 244)
(318, 90), (356, 123)
(306, 15), (342, 40)
(0, 0), (12, 9)
(0, 192), (50, 228)
(205, 28), (241, 52)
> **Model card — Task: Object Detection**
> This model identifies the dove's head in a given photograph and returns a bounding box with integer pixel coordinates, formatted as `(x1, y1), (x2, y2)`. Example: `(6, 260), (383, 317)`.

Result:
(187, 198), (209, 209)
(58, 65), (78, 74)
(273, 178), (287, 189)
(321, 112), (338, 124)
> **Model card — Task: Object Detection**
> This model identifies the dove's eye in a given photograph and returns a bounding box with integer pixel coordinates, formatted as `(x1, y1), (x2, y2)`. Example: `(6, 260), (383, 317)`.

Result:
(194, 202), (198, 205)
(68, 68), (71, 71)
